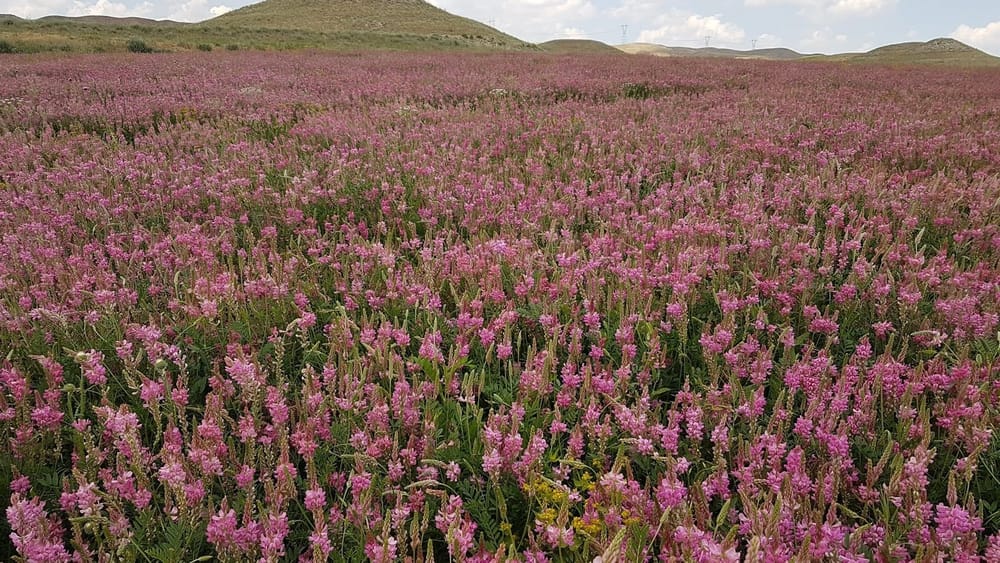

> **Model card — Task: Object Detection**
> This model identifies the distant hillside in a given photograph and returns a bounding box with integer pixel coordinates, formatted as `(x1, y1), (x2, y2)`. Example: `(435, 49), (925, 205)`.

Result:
(854, 38), (999, 66)
(206, 0), (531, 50)
(539, 39), (623, 55)
(34, 15), (182, 27)
(617, 38), (1000, 67)
(804, 38), (1000, 66)
(617, 42), (805, 61)
(866, 37), (984, 57)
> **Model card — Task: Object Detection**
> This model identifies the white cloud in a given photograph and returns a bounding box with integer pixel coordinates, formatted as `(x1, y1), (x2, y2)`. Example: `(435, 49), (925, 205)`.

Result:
(952, 21), (1000, 55)
(427, 0), (597, 42)
(1, 1), (76, 19)
(0, 0), (220, 21)
(798, 27), (852, 51)
(744, 0), (895, 19)
(754, 33), (783, 48)
(68, 0), (137, 17)
(638, 13), (745, 47)
(168, 0), (221, 21)
(827, 0), (894, 17)
(607, 0), (663, 19)
(744, 0), (793, 6)
(555, 26), (587, 39)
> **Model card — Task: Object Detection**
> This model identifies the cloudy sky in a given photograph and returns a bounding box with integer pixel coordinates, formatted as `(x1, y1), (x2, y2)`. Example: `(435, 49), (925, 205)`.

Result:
(2, 0), (999, 55)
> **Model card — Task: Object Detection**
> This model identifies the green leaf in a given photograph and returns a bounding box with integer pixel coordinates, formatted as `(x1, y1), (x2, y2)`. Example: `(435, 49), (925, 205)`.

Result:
(715, 497), (732, 532)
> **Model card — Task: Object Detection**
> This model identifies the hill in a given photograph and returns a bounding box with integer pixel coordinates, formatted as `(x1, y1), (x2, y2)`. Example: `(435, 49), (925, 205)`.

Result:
(805, 38), (1000, 66)
(206, 0), (530, 50)
(0, 0), (534, 53)
(617, 42), (806, 61)
(539, 39), (622, 55)
(34, 15), (182, 27)
(618, 38), (1000, 66)
(853, 38), (999, 66)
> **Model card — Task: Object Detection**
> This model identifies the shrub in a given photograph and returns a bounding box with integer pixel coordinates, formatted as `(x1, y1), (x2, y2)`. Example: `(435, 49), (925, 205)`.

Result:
(0, 40), (15, 54)
(226, 44), (240, 51)
(197, 43), (213, 52)
(126, 39), (153, 53)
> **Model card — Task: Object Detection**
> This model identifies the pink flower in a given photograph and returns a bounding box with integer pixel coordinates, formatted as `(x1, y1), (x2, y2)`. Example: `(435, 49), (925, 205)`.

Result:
(808, 316), (839, 335)
(259, 512), (289, 559)
(599, 471), (627, 493)
(543, 524), (574, 548)
(656, 475), (687, 509)
(365, 536), (398, 563)
(497, 342), (513, 360)
(935, 504), (982, 543)
(350, 472), (372, 493)
(139, 378), (164, 405)
(157, 461), (187, 487)
(309, 522), (333, 560)
(236, 465), (255, 489)
(304, 487), (326, 511)
(225, 356), (261, 392)
(435, 495), (477, 559)
(78, 350), (107, 385)
(419, 330), (445, 363)
(6, 493), (71, 562)
(483, 448), (503, 478)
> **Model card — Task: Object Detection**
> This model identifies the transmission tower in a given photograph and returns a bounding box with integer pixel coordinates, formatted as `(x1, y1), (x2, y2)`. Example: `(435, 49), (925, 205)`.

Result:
(621, 24), (628, 44)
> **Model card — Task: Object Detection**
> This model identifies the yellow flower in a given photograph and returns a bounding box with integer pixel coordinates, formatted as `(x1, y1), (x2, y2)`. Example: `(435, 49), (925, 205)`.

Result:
(537, 508), (557, 524)
(548, 489), (568, 504)
(572, 516), (603, 536)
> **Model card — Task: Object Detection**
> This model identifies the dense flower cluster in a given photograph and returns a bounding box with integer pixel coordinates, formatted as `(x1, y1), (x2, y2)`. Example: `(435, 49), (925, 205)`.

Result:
(0, 52), (998, 560)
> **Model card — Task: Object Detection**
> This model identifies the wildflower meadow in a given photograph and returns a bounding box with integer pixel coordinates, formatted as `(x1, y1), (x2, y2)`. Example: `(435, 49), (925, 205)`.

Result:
(1, 52), (999, 561)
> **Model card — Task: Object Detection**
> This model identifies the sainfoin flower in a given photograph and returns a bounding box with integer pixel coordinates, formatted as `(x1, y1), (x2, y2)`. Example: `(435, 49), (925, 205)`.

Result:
(0, 51), (998, 561)
(6, 493), (71, 562)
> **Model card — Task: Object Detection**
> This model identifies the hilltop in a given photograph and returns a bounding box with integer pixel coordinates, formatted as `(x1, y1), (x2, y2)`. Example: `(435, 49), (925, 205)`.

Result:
(206, 0), (529, 49)
(539, 39), (623, 55)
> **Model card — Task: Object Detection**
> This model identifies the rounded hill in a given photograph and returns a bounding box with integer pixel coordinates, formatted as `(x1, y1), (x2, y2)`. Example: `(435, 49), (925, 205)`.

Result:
(540, 39), (623, 55)
(206, 0), (532, 49)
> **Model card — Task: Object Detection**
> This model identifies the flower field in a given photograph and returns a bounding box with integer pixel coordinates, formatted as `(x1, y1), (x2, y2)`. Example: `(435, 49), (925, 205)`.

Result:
(1, 52), (999, 561)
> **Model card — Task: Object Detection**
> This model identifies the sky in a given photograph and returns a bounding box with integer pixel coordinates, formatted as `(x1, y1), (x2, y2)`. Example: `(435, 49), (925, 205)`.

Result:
(2, 0), (999, 55)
